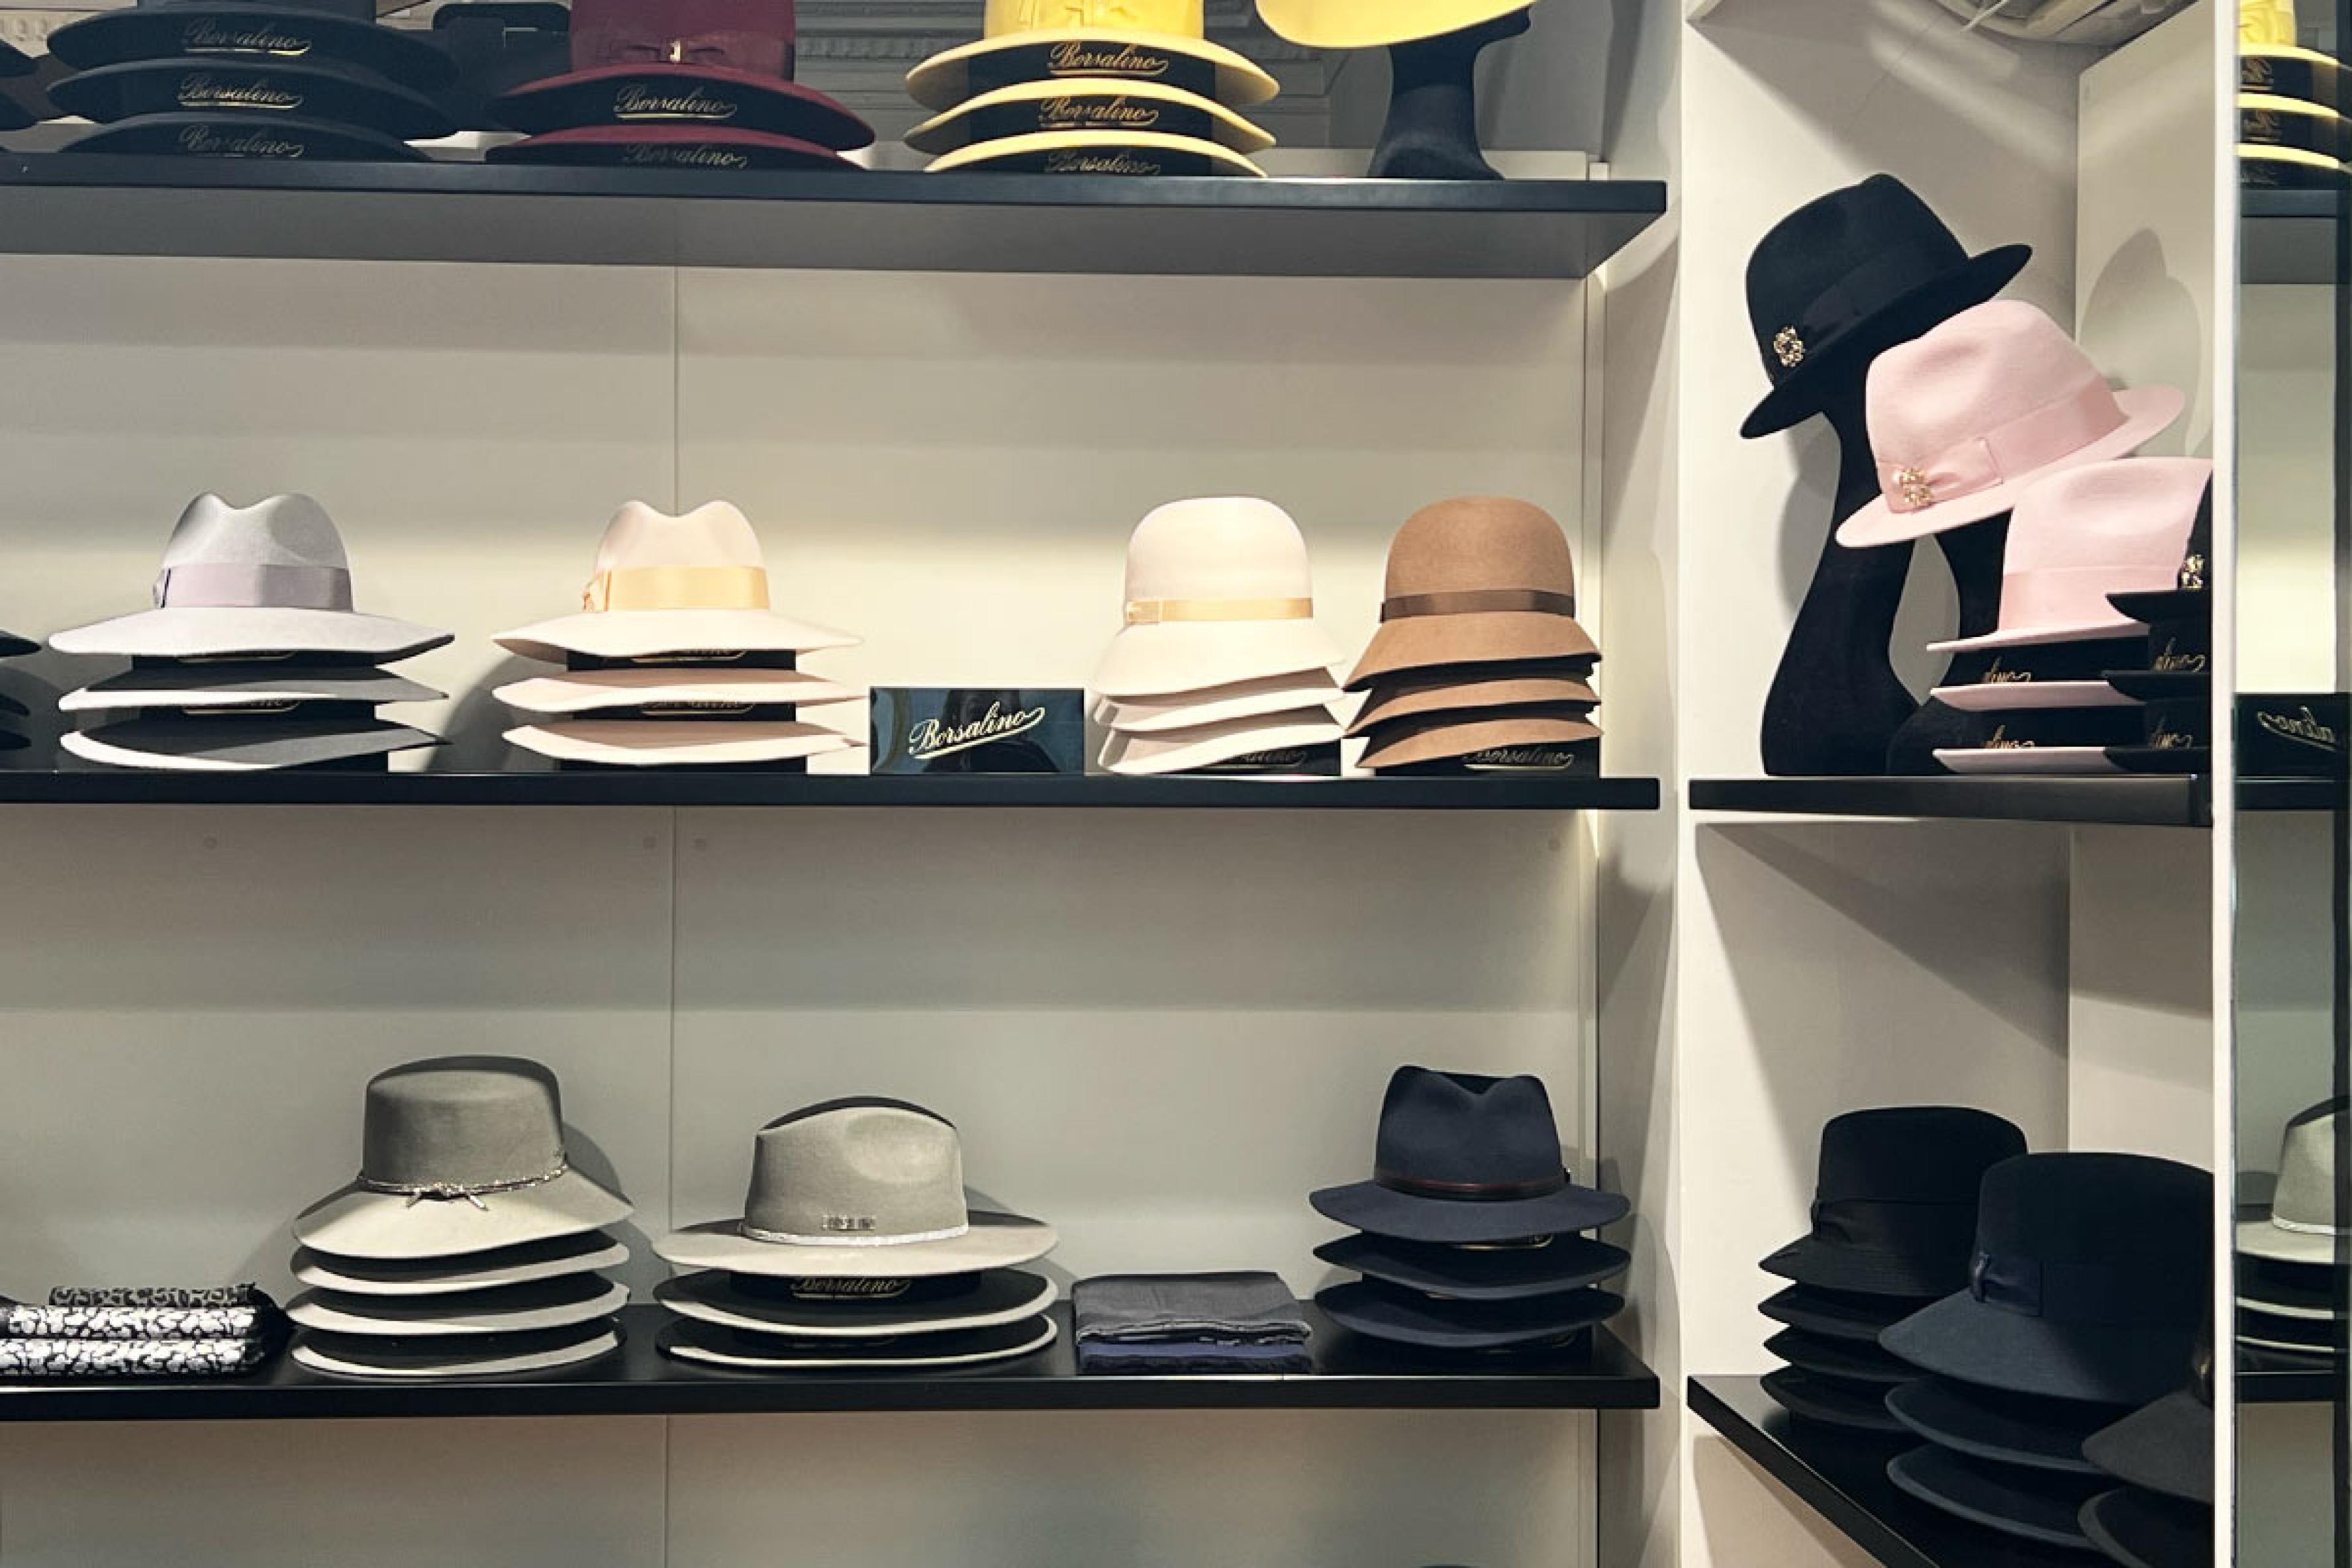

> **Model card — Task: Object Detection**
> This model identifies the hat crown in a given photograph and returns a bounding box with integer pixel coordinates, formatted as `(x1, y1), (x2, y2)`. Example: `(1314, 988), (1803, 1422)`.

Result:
(1121, 497), (1314, 603)
(159, 492), (353, 575)
(1812, 1105), (2026, 1204)
(571, 0), (794, 74)
(1864, 301), (2114, 466)
(2269, 1096), (2346, 1233)
(1975, 1152), (2211, 1268)
(359, 1055), (567, 1189)
(1381, 497), (1575, 601)
(2000, 458), (2210, 582)
(589, 500), (767, 576)
(1744, 175), (1967, 341)
(742, 1098), (971, 1243)
(1369, 1066), (1566, 1196)
(984, 0), (1204, 38)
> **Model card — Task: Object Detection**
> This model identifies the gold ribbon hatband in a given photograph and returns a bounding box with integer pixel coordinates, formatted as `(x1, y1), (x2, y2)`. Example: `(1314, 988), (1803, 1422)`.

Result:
(1123, 595), (1312, 627)
(582, 564), (771, 613)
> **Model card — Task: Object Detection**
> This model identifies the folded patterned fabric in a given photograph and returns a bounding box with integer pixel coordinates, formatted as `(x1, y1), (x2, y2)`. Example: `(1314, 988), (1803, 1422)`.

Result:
(0, 1335), (272, 1378)
(1072, 1272), (1313, 1344)
(47, 1284), (269, 1310)
(1076, 1337), (1313, 1375)
(2, 1302), (273, 1341)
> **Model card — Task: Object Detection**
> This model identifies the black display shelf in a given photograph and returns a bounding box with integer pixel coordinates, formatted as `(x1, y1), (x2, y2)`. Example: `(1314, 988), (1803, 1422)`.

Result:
(1689, 775), (2337, 827)
(0, 1305), (1659, 1420)
(0, 153), (1667, 278)
(1689, 1374), (2165, 1568)
(0, 767), (1661, 810)
(2244, 186), (2343, 287)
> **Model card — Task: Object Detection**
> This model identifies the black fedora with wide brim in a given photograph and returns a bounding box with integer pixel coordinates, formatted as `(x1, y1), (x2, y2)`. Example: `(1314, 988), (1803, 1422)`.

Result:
(1883, 1376), (2120, 1474)
(46, 4), (456, 93)
(1758, 1365), (1907, 1434)
(1314, 1231), (1629, 1301)
(492, 62), (872, 149)
(0, 628), (34, 657)
(2079, 1488), (2213, 1568)
(1764, 1326), (1915, 1385)
(1887, 1444), (2105, 1550)
(1311, 1177), (1627, 1246)
(2081, 1389), (2212, 1504)
(62, 111), (428, 160)
(1761, 1283), (1933, 1343)
(51, 55), (456, 139)
(1316, 1278), (1622, 1351)
(1760, 1232), (1966, 1298)
(1879, 1291), (2198, 1406)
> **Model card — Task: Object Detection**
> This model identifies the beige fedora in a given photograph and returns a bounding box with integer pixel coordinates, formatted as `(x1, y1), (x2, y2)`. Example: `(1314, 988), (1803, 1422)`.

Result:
(1098, 706), (1341, 775)
(907, 78), (1273, 154)
(1093, 668), (1344, 734)
(495, 666), (859, 717)
(1346, 498), (1599, 690)
(1359, 706), (1601, 771)
(1347, 666), (1597, 736)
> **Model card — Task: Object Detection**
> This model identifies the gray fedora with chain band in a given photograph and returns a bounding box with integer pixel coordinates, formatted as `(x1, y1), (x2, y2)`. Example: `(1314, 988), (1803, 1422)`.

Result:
(292, 1056), (633, 1261)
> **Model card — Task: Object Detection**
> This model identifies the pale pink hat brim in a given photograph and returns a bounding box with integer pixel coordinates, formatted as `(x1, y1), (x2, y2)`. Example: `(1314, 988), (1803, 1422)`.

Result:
(1929, 679), (2136, 712)
(1928, 614), (2150, 655)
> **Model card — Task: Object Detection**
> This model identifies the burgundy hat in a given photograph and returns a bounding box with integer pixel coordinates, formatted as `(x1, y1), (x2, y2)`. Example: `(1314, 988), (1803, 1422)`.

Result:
(486, 121), (849, 168)
(493, 0), (872, 151)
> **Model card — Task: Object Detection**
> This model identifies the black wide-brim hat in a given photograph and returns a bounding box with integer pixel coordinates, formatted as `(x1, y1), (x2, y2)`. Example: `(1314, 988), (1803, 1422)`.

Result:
(0, 692), (28, 719)
(0, 37), (32, 76)
(484, 123), (849, 170)
(2104, 668), (2208, 704)
(1887, 1444), (2104, 1550)
(2079, 1488), (2213, 1568)
(1311, 1180), (1627, 1245)
(1765, 1327), (1914, 1385)
(1315, 1278), (1623, 1351)
(1880, 1284), (2204, 1406)
(1883, 1376), (2118, 1474)
(1740, 173), (2031, 440)
(1761, 1283), (1932, 1343)
(46, 4), (457, 94)
(0, 629), (34, 658)
(1758, 1365), (1907, 1434)
(1314, 1231), (1629, 1302)
(62, 112), (428, 160)
(51, 56), (456, 139)
(492, 62), (872, 149)
(2082, 1389), (2212, 1504)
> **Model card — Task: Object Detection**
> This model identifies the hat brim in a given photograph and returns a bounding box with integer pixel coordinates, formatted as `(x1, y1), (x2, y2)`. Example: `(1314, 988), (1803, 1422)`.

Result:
(1346, 611), (1598, 690)
(1315, 1279), (1623, 1350)
(62, 665), (442, 713)
(905, 28), (1278, 113)
(0, 730), (29, 752)
(1310, 1179), (1628, 1244)
(291, 1169), (633, 1262)
(906, 78), (1272, 155)
(1099, 707), (1340, 776)
(1886, 1444), (2103, 1550)
(1763, 1326), (1914, 1384)
(505, 720), (860, 767)
(495, 668), (858, 715)
(2078, 1488), (2213, 1568)
(62, 111), (432, 162)
(2236, 1256), (2346, 1319)
(1929, 679), (2135, 713)
(50, 56), (458, 140)
(1758, 1235), (1967, 1298)
(484, 124), (854, 171)
(2081, 1390), (2213, 1502)
(1348, 673), (1598, 735)
(286, 1276), (628, 1336)
(2104, 669), (2207, 703)
(2237, 1215), (2343, 1267)
(1090, 619), (1343, 699)
(63, 718), (443, 772)
(0, 630), (34, 657)
(660, 1313), (1057, 1370)
(1757, 1365), (1908, 1433)
(492, 63), (873, 149)
(53, 606), (450, 661)
(2104, 745), (2207, 775)
(1359, 710), (1600, 771)
(1092, 668), (1341, 734)
(1929, 611), (2163, 655)
(2106, 587), (2204, 624)
(654, 1210), (1056, 1279)
(1879, 1291), (2198, 1404)
(1740, 245), (2032, 440)
(657, 1267), (1054, 1338)
(1254, 0), (1532, 50)
(2238, 1304), (2342, 1355)
(1760, 1283), (1932, 1341)
(45, 5), (458, 91)
(1314, 1231), (1629, 1301)
(927, 130), (1265, 176)
(292, 1321), (620, 1379)
(1883, 1376), (2120, 1475)
(292, 1232), (629, 1297)
(1933, 745), (2122, 776)
(1837, 383), (2185, 548)
(0, 690), (25, 718)
(496, 608), (856, 664)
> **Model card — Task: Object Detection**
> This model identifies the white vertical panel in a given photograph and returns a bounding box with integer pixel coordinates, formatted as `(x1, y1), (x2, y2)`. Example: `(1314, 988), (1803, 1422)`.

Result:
(2066, 826), (2216, 1166)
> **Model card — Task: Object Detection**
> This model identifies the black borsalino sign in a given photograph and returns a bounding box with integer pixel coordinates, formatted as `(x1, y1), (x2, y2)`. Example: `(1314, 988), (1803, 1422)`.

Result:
(870, 688), (1082, 775)
(2242, 693), (2349, 777)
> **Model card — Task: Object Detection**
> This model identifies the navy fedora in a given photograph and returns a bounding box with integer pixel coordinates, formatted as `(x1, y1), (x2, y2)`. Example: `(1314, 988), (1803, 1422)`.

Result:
(1762, 1106), (2027, 1297)
(2078, 1489), (2211, 1568)
(1760, 1283), (1932, 1343)
(1315, 1277), (1622, 1351)
(1310, 1067), (1627, 1244)
(1759, 1365), (1907, 1434)
(1887, 1444), (2103, 1550)
(1883, 1376), (2120, 1474)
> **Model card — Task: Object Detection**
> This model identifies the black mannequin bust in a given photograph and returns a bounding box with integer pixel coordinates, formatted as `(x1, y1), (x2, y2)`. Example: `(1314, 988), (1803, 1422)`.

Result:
(1368, 7), (1531, 179)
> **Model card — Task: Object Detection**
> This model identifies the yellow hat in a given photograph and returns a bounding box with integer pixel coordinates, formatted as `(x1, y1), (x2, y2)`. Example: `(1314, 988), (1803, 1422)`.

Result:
(906, 0), (1277, 113)
(1254, 0), (1532, 50)
(924, 128), (1267, 176)
(2240, 0), (2299, 47)
(906, 78), (1273, 155)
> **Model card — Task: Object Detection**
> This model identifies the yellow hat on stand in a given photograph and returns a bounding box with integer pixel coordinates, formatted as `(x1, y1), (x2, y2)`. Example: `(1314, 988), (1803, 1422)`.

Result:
(906, 0), (1278, 113)
(1254, 0), (1532, 50)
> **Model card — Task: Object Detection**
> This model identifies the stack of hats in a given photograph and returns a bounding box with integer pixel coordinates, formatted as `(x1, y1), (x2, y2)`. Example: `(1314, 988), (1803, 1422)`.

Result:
(1877, 1153), (2212, 1555)
(2236, 1098), (2347, 1364)
(904, 0), (1277, 177)
(286, 1056), (635, 1380)
(2239, 0), (2348, 189)
(653, 1098), (1058, 1371)
(50, 494), (451, 773)
(1088, 497), (1348, 777)
(1071, 1271), (1311, 1374)
(47, 0), (457, 163)
(1343, 497), (1604, 775)
(1757, 1107), (2025, 1436)
(494, 501), (864, 770)
(0, 622), (30, 756)
(0, 40), (36, 134)
(2079, 1337), (2216, 1568)
(2101, 484), (2217, 774)
(489, 0), (873, 172)
(1310, 1066), (1631, 1355)
(0, 1284), (282, 1379)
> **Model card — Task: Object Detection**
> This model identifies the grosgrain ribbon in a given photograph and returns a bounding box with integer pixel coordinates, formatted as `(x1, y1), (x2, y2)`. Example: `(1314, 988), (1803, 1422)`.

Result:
(1765, 240), (1964, 383)
(1373, 1167), (1567, 1202)
(1379, 589), (1577, 623)
(1123, 595), (1311, 627)
(355, 1158), (569, 1212)
(1967, 1247), (2201, 1325)
(154, 562), (353, 612)
(739, 1219), (971, 1246)
(1875, 374), (2127, 514)
(582, 564), (771, 613)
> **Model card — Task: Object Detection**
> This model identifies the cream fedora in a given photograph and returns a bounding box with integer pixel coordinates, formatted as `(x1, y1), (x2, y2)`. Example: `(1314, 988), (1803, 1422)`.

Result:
(656, 1267), (1054, 1338)
(495, 501), (857, 663)
(657, 1098), (1055, 1279)
(1090, 497), (1346, 699)
(292, 1232), (629, 1297)
(494, 666), (858, 717)
(907, 77), (1273, 154)
(504, 720), (861, 767)
(285, 1275), (628, 1336)
(1091, 667), (1343, 734)
(1096, 706), (1341, 775)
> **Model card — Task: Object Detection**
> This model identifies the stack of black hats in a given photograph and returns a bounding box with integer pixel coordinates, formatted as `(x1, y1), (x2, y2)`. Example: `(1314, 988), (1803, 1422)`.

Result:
(1877, 1153), (2212, 1555)
(2236, 1098), (2347, 1365)
(47, 0), (456, 163)
(0, 623), (31, 756)
(1757, 1107), (2024, 1435)
(1310, 1066), (1630, 1355)
(2079, 1335), (2215, 1568)
(0, 39), (38, 134)
(2101, 483), (2213, 774)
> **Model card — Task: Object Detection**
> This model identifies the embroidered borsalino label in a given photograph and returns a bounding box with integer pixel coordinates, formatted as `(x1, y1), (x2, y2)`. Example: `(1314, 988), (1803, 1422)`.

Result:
(178, 124), (306, 157)
(789, 1277), (914, 1300)
(1039, 93), (1158, 130)
(907, 702), (1046, 761)
(1985, 725), (2035, 750)
(612, 84), (738, 122)
(1981, 658), (2031, 683)
(182, 19), (311, 57)
(2256, 705), (2344, 753)
(2150, 725), (2195, 749)
(1045, 40), (1172, 77)
(2151, 640), (2208, 674)
(620, 145), (750, 168)
(1042, 148), (1164, 175)
(1461, 744), (1586, 769)
(176, 73), (303, 112)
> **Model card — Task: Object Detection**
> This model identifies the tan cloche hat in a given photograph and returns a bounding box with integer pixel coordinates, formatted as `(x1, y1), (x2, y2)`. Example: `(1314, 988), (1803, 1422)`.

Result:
(1358, 705), (1601, 771)
(1346, 664), (1596, 736)
(1346, 497), (1599, 690)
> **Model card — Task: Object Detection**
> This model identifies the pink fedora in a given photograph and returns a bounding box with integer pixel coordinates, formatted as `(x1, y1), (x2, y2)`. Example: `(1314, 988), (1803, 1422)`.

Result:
(1928, 457), (2212, 655)
(1837, 301), (2184, 548)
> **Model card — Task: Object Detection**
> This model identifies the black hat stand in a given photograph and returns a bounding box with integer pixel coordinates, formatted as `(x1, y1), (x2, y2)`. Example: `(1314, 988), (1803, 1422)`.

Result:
(1883, 515), (2010, 774)
(1366, 7), (1531, 180)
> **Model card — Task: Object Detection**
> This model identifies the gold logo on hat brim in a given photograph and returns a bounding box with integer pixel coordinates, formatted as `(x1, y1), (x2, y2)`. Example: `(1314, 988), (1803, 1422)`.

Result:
(1773, 327), (1805, 368)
